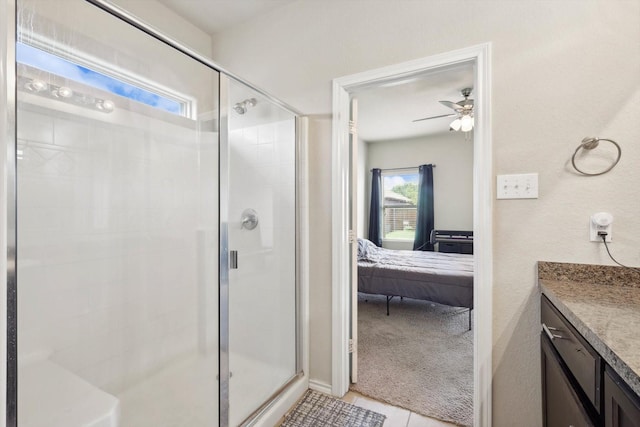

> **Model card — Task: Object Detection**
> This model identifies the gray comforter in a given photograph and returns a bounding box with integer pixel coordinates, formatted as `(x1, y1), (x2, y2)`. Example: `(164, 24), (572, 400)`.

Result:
(357, 238), (474, 309)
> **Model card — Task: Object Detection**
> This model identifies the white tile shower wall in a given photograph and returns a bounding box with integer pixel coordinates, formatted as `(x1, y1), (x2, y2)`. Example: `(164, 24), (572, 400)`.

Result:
(17, 107), (210, 394)
(228, 118), (296, 424)
(197, 130), (219, 357)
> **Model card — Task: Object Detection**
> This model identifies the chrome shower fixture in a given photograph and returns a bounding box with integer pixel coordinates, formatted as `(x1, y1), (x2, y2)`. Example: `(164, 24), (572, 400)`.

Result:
(240, 208), (259, 230)
(233, 98), (257, 115)
(19, 76), (115, 113)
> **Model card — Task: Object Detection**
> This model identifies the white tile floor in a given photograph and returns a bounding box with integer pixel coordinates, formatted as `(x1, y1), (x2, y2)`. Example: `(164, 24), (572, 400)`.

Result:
(278, 389), (458, 427)
(341, 391), (458, 427)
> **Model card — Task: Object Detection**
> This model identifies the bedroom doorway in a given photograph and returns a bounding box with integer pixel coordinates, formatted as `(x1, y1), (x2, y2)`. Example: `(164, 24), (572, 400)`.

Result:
(331, 44), (492, 427)
(351, 93), (475, 425)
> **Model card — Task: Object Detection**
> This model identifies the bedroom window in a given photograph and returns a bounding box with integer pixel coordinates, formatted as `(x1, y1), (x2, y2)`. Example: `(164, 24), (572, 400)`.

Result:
(382, 170), (418, 241)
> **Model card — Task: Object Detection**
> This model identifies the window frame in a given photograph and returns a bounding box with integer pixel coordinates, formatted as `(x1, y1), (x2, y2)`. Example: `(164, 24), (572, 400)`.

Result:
(16, 32), (197, 119)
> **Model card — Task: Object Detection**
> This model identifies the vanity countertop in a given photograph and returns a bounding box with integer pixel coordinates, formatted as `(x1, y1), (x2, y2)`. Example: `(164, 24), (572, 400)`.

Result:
(539, 261), (640, 397)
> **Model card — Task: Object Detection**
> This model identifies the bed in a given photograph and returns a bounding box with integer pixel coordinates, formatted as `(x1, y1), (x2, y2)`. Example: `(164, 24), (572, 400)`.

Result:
(357, 238), (474, 328)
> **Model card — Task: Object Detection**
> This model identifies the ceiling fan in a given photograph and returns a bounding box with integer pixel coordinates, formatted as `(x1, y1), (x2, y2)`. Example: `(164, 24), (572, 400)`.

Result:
(413, 87), (475, 132)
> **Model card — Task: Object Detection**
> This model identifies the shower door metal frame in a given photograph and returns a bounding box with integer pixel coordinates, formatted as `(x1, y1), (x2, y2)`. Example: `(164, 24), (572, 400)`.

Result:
(4, 1), (304, 426)
(219, 74), (231, 427)
(2, 0), (18, 425)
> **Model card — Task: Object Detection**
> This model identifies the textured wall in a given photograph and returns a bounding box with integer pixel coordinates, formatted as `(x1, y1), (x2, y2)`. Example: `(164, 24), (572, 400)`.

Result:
(210, 1), (640, 425)
(306, 115), (334, 387)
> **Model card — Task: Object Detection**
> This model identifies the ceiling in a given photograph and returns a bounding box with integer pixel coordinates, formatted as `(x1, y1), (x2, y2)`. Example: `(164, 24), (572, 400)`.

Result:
(157, 1), (475, 141)
(353, 64), (475, 142)
(158, 0), (296, 35)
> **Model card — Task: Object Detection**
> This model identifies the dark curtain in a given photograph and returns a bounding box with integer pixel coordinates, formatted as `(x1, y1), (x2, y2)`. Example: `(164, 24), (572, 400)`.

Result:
(413, 164), (435, 251)
(368, 168), (382, 247)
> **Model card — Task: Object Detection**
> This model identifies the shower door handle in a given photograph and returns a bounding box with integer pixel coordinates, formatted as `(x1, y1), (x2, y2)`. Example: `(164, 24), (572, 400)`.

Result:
(230, 250), (238, 269)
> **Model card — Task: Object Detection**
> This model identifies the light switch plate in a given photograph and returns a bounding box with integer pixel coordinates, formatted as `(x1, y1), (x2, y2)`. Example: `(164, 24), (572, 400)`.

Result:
(496, 173), (539, 199)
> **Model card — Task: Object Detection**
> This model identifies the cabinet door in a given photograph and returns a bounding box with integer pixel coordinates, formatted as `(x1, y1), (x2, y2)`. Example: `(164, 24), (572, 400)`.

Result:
(542, 335), (596, 427)
(604, 367), (640, 427)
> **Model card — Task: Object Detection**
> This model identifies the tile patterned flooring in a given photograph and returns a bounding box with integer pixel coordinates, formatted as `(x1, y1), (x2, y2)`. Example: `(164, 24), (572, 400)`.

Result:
(341, 391), (457, 427)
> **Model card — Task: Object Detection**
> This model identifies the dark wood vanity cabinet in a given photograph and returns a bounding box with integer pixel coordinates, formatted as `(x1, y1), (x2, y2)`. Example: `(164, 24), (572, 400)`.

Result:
(541, 295), (599, 426)
(604, 366), (640, 427)
(541, 294), (640, 427)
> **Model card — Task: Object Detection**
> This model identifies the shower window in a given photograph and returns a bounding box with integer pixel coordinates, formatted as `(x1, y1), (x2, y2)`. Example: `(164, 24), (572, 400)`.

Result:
(16, 41), (194, 117)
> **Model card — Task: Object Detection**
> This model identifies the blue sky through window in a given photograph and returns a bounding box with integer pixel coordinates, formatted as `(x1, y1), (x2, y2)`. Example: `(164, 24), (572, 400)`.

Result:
(16, 42), (183, 115)
(384, 173), (419, 190)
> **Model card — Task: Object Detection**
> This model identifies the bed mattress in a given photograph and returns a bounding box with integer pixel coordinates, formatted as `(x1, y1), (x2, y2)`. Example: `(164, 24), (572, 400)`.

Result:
(357, 239), (474, 309)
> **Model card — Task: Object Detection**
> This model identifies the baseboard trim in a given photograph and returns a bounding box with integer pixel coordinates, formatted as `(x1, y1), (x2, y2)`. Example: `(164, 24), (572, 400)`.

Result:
(309, 379), (333, 395)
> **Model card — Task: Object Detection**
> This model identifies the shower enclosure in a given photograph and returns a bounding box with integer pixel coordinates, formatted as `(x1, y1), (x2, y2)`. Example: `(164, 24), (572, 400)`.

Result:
(5, 0), (302, 426)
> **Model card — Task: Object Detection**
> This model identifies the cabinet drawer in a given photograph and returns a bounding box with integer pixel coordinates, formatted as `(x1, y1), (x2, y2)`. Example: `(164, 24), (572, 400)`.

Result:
(542, 334), (596, 427)
(541, 295), (602, 412)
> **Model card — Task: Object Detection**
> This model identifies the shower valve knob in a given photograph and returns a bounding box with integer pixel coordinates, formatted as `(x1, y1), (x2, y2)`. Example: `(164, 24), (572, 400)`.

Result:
(240, 208), (258, 230)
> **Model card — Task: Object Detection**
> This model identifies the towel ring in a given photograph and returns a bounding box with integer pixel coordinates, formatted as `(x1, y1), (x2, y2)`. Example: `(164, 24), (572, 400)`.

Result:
(571, 137), (621, 176)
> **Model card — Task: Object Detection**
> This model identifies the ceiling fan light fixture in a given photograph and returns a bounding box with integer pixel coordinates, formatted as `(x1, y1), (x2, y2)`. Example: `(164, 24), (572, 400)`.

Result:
(460, 115), (474, 132)
(449, 118), (462, 131)
(415, 87), (475, 132)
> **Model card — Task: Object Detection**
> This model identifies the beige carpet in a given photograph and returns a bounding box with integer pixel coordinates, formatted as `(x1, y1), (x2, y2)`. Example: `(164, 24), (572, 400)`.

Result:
(351, 294), (473, 427)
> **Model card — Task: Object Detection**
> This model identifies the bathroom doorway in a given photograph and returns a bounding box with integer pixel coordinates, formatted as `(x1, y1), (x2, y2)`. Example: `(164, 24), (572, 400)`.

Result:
(331, 44), (493, 426)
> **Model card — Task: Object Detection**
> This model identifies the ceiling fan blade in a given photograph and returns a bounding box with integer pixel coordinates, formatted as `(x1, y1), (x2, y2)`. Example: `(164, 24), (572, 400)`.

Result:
(439, 100), (462, 110)
(412, 113), (456, 123)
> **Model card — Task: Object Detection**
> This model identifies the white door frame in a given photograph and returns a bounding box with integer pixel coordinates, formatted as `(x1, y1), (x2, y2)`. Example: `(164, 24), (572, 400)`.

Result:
(331, 43), (493, 427)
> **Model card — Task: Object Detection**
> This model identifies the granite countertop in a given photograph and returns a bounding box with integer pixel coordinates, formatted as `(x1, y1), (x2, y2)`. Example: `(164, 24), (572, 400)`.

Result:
(539, 261), (640, 397)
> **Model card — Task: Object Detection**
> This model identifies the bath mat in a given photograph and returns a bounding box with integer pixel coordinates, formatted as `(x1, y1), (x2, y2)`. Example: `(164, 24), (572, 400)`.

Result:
(281, 390), (385, 427)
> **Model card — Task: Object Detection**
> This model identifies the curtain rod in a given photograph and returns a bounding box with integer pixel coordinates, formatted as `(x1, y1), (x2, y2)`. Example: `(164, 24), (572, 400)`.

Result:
(370, 165), (436, 172)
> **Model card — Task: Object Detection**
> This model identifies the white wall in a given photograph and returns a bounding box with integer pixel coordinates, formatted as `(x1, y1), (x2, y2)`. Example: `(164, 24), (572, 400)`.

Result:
(306, 115), (333, 387)
(367, 132), (473, 250)
(209, 1), (640, 425)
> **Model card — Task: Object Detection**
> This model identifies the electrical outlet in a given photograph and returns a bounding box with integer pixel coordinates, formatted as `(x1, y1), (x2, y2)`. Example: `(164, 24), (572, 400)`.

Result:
(590, 212), (613, 242)
(496, 173), (539, 199)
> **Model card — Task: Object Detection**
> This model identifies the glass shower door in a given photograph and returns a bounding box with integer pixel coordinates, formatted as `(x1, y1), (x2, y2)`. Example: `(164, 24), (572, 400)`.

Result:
(221, 76), (298, 426)
(16, 1), (219, 426)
